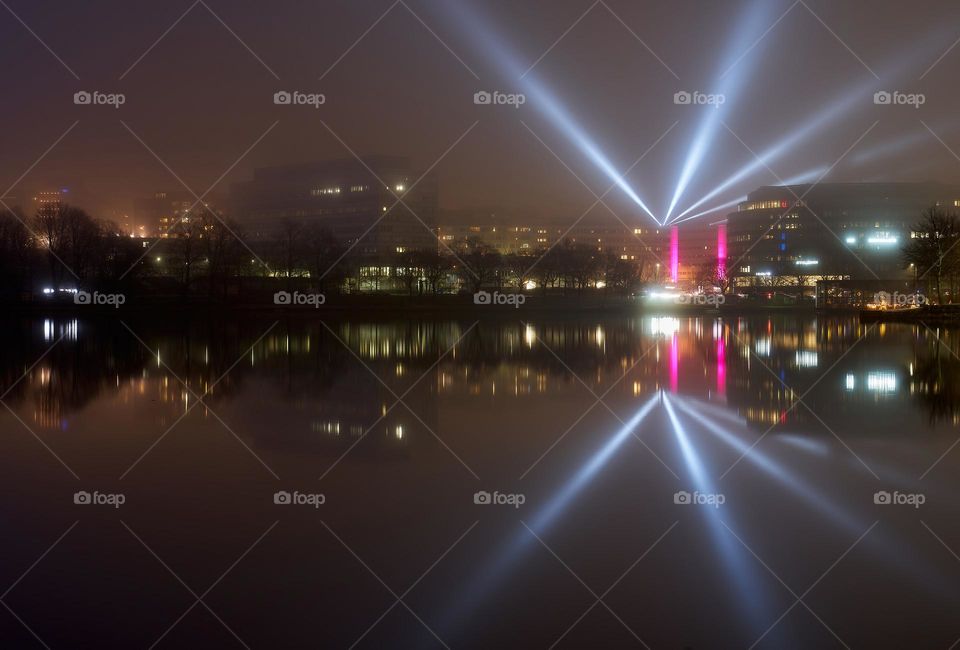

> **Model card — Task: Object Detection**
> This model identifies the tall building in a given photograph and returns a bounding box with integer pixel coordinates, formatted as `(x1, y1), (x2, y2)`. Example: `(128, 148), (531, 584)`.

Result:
(33, 189), (67, 217)
(437, 214), (665, 269)
(133, 191), (196, 237)
(725, 182), (960, 285)
(230, 156), (438, 257)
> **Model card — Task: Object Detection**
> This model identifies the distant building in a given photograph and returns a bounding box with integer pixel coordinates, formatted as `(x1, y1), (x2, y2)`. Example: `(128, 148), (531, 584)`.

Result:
(725, 182), (960, 285)
(33, 189), (67, 216)
(133, 191), (197, 237)
(230, 156), (438, 257)
(438, 213), (666, 271)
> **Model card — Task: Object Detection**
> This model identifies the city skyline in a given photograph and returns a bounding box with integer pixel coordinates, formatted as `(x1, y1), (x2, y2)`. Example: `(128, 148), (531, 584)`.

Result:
(3, 0), (960, 227)
(6, 2), (960, 648)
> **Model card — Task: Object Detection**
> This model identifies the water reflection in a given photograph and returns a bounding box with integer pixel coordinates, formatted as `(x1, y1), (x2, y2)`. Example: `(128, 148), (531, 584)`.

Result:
(5, 315), (960, 445)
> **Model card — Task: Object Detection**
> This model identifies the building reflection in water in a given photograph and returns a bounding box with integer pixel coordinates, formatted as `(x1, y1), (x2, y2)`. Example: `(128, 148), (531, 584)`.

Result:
(4, 314), (960, 451)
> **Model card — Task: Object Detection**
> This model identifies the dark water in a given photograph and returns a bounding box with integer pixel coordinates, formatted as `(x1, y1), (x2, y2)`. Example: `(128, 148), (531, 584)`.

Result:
(1, 313), (959, 649)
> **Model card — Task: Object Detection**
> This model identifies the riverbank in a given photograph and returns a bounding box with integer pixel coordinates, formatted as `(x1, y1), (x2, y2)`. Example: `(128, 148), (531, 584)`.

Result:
(2, 292), (821, 316)
(860, 305), (960, 325)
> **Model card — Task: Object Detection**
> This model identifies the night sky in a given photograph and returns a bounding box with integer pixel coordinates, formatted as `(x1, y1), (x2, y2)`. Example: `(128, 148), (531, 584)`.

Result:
(3, 0), (960, 225)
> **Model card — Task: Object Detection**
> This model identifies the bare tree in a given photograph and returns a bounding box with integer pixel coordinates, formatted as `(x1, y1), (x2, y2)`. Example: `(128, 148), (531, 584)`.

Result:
(902, 207), (960, 304)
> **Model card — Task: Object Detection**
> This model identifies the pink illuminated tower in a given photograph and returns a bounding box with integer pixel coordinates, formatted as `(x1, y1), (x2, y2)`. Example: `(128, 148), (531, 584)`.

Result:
(717, 223), (728, 280)
(669, 225), (679, 284)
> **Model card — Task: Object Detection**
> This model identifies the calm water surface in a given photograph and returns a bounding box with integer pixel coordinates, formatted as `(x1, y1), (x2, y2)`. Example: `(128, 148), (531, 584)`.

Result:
(1, 313), (959, 649)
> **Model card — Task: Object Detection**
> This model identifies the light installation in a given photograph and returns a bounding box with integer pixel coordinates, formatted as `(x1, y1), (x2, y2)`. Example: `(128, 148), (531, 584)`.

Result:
(669, 225), (679, 283)
(717, 223), (727, 279)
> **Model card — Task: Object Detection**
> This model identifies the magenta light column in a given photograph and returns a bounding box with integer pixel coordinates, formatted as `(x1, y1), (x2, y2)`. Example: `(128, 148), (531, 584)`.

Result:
(717, 223), (728, 279)
(670, 225), (679, 284)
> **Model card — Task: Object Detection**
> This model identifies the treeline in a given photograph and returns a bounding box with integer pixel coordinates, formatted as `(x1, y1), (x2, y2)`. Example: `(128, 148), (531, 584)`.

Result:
(0, 204), (143, 298)
(902, 207), (960, 304)
(0, 204), (660, 300)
